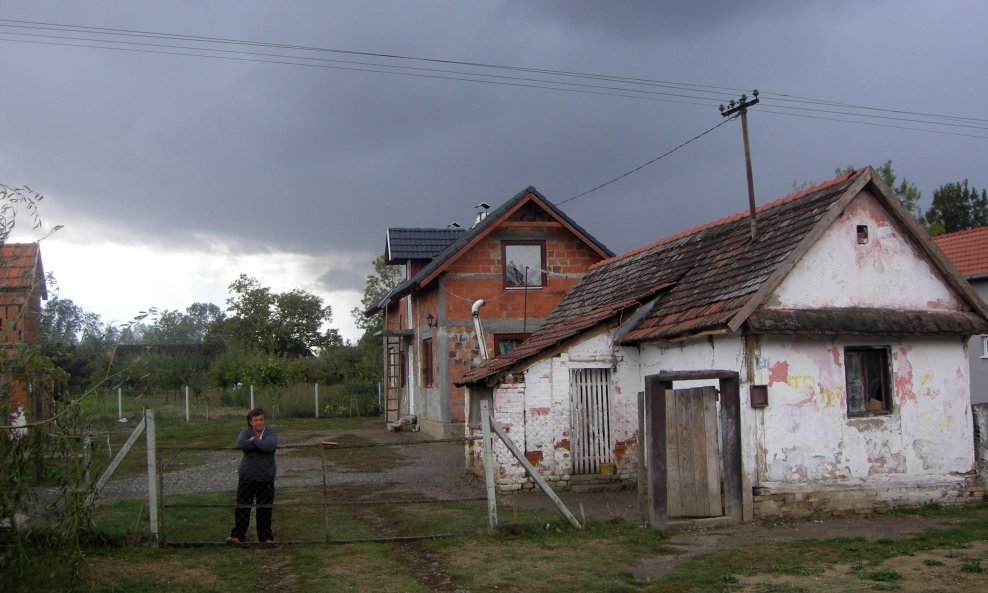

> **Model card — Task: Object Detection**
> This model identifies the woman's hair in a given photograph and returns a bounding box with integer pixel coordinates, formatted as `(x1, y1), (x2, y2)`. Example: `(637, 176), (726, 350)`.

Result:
(246, 408), (266, 425)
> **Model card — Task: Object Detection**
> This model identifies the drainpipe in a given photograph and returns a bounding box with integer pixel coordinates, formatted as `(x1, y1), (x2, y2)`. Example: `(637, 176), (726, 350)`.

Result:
(472, 299), (490, 361)
(406, 294), (416, 416)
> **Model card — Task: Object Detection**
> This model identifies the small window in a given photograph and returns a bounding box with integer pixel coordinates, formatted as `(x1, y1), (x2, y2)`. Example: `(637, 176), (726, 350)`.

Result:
(494, 333), (530, 356)
(845, 346), (892, 416)
(982, 335), (988, 359)
(421, 338), (434, 387)
(503, 242), (545, 288)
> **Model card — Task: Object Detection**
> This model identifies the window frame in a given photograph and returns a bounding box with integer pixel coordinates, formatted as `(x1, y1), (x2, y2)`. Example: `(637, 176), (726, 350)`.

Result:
(502, 241), (546, 289)
(844, 346), (893, 417)
(494, 333), (531, 356)
(981, 335), (988, 359)
(421, 337), (434, 388)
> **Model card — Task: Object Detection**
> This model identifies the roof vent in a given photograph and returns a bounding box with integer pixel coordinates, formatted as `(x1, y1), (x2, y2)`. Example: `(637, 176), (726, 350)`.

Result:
(448, 222), (461, 228)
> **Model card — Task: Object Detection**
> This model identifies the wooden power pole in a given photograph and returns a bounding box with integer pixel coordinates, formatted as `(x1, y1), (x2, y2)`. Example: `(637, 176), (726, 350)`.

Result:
(720, 90), (760, 240)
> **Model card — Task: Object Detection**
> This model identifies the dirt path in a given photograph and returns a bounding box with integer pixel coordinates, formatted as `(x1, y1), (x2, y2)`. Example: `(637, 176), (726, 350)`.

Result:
(633, 512), (974, 584)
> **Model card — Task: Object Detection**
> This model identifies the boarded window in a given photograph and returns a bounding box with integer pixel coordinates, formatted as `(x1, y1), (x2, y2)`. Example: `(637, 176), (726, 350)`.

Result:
(845, 346), (892, 416)
(503, 242), (545, 288)
(421, 338), (433, 387)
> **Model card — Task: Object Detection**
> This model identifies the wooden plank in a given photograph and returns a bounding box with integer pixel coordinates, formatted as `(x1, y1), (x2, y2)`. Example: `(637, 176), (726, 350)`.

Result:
(702, 388), (723, 515)
(85, 416), (147, 507)
(479, 398), (498, 528)
(488, 419), (582, 529)
(645, 375), (669, 530)
(664, 389), (682, 516)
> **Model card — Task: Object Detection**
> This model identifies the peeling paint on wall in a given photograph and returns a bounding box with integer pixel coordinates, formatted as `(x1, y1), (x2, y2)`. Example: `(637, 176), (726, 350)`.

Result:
(892, 346), (917, 402)
(768, 360), (789, 386)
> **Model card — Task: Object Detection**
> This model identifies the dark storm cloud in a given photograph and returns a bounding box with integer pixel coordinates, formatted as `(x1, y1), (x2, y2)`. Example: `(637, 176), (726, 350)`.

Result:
(317, 267), (365, 293)
(1, 0), (986, 265)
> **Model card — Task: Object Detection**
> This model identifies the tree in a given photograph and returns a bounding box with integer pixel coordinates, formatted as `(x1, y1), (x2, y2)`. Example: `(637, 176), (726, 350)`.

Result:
(351, 254), (403, 334)
(924, 179), (988, 236)
(836, 160), (922, 218)
(224, 274), (333, 356)
(143, 302), (225, 345)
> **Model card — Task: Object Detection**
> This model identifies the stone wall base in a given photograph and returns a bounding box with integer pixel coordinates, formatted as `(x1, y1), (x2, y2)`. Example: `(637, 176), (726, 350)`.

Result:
(753, 477), (985, 519)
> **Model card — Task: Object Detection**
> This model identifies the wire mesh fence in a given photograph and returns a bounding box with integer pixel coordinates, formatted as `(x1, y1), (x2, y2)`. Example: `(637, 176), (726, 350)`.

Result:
(88, 414), (649, 546)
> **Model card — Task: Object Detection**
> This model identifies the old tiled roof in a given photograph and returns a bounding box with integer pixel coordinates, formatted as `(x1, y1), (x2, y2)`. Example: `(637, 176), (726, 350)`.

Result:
(386, 228), (465, 263)
(458, 171), (864, 385)
(932, 226), (988, 279)
(0, 243), (46, 299)
(366, 186), (614, 316)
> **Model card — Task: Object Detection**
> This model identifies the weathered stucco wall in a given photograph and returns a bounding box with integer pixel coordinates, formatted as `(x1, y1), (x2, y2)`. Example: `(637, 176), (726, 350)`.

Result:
(969, 280), (988, 405)
(474, 331), (642, 490)
(773, 190), (963, 311)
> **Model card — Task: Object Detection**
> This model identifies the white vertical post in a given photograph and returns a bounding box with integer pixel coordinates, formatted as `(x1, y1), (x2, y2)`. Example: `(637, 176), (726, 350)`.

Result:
(250, 385), (254, 410)
(314, 383), (319, 418)
(480, 397), (498, 527)
(184, 386), (190, 422)
(145, 410), (159, 545)
(117, 387), (123, 419)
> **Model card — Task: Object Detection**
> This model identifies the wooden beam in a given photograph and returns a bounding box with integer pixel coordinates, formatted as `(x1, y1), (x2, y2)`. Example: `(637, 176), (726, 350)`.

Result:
(480, 397), (498, 528)
(644, 374), (669, 530)
(487, 419), (582, 529)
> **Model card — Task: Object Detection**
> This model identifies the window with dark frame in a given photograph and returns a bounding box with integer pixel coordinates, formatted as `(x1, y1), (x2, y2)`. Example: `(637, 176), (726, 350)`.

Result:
(503, 241), (545, 288)
(844, 346), (893, 416)
(982, 335), (988, 359)
(494, 333), (530, 356)
(422, 338), (434, 387)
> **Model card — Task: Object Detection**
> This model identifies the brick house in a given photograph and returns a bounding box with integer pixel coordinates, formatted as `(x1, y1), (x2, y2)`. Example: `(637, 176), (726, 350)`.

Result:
(0, 243), (49, 426)
(933, 226), (988, 405)
(366, 187), (613, 438)
(459, 168), (988, 523)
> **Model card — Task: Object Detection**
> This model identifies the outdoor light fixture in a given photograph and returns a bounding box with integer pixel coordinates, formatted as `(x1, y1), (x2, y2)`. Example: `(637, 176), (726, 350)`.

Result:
(426, 313), (437, 328)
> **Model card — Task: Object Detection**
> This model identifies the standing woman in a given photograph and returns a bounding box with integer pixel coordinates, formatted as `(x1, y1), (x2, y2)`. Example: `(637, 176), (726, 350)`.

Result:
(226, 408), (278, 544)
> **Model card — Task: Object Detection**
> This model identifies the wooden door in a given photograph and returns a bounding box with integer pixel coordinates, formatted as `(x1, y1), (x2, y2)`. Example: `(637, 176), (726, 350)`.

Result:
(666, 387), (723, 518)
(569, 368), (614, 474)
(385, 338), (402, 423)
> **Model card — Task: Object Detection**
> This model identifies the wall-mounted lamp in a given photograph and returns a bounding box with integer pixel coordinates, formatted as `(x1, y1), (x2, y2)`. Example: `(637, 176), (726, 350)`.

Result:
(426, 313), (437, 328)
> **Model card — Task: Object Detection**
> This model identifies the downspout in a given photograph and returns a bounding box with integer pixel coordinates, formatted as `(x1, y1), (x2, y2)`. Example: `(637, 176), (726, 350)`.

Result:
(406, 294), (416, 416)
(472, 299), (490, 360)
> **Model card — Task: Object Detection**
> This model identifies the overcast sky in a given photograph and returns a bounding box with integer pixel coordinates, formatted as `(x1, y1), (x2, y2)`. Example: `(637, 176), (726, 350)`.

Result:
(1, 1), (985, 341)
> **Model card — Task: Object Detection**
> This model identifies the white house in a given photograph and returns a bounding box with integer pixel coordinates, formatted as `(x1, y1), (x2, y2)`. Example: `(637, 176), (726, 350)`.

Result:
(459, 167), (988, 524)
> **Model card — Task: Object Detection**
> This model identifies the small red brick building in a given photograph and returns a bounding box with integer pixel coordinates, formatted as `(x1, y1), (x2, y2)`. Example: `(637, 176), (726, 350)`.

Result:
(366, 187), (612, 437)
(0, 243), (48, 426)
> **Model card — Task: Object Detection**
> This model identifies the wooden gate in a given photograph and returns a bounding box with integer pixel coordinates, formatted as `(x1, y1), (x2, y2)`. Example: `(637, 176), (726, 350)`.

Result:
(569, 368), (614, 474)
(666, 386), (723, 518)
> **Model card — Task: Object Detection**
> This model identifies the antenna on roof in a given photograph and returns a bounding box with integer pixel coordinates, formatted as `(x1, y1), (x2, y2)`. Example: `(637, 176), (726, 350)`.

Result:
(447, 222), (461, 228)
(720, 89), (760, 240)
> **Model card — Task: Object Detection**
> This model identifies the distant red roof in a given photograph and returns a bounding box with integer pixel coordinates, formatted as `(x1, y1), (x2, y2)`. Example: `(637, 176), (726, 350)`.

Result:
(932, 226), (988, 279)
(0, 243), (46, 299)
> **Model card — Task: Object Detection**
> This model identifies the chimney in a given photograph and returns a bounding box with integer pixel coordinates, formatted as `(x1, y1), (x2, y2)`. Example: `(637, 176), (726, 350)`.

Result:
(473, 202), (490, 227)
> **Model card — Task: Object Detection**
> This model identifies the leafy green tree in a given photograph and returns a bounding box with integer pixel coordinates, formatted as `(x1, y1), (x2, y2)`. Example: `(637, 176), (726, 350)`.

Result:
(223, 274), (333, 356)
(924, 179), (988, 235)
(836, 160), (923, 218)
(351, 254), (403, 335)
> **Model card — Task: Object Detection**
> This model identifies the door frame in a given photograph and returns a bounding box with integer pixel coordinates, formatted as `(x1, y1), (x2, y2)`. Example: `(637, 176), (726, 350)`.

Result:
(643, 370), (743, 529)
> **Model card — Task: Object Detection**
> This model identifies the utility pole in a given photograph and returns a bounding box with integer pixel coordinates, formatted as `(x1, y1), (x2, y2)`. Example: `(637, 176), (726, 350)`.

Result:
(720, 90), (760, 240)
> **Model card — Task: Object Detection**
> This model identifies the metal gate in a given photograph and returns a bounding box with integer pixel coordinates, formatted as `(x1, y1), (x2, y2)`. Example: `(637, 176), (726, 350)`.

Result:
(666, 386), (723, 518)
(569, 368), (613, 474)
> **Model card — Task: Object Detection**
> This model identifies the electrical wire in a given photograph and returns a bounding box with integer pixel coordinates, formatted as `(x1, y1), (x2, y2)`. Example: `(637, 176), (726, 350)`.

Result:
(558, 116), (737, 205)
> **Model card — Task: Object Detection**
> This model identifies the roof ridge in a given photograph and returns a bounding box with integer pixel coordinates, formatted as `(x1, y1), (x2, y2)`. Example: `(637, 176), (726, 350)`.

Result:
(933, 225), (988, 241)
(589, 169), (861, 270)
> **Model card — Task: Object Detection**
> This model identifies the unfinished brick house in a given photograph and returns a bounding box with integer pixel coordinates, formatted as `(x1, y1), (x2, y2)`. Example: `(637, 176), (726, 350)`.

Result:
(366, 187), (612, 438)
(0, 243), (49, 426)
(460, 168), (988, 524)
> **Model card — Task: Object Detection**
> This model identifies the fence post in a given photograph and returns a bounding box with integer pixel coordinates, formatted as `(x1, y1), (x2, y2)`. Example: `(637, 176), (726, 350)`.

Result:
(314, 383), (319, 418)
(184, 386), (190, 422)
(250, 385), (254, 410)
(480, 398), (498, 527)
(146, 409), (159, 545)
(117, 387), (123, 420)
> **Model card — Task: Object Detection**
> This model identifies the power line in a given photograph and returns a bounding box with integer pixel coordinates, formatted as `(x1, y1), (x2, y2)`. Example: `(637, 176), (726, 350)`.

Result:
(558, 116), (737, 206)
(1, 19), (985, 132)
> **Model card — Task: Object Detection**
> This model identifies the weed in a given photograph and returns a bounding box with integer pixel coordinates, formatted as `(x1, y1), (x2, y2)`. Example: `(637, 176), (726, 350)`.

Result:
(855, 567), (901, 581)
(922, 559), (944, 567)
(960, 559), (983, 573)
